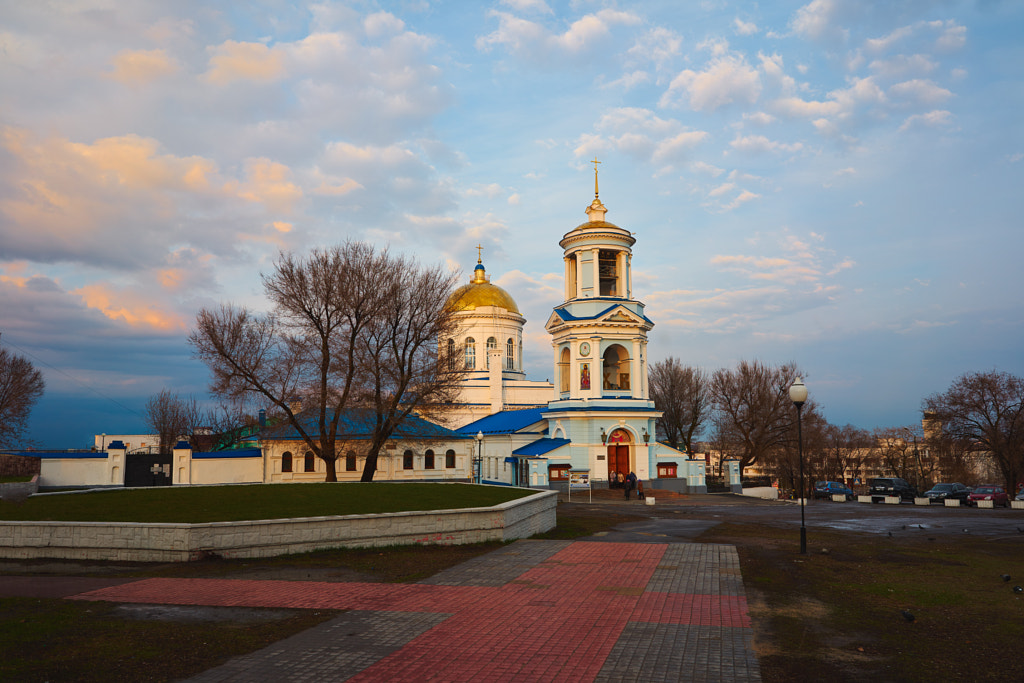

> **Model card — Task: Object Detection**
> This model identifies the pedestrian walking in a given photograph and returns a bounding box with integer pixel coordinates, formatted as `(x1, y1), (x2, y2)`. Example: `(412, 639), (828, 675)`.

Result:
(625, 471), (637, 499)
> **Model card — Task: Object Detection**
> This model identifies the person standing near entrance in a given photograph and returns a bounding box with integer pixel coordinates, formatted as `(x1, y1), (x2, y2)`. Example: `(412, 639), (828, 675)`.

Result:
(625, 471), (637, 499)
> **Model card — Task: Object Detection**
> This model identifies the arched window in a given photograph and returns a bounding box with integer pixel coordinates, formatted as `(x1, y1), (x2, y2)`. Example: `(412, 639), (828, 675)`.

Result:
(445, 449), (456, 468)
(281, 451), (293, 473)
(345, 450), (357, 472)
(447, 338), (456, 371)
(403, 449), (414, 470)
(559, 347), (571, 393)
(486, 337), (497, 368)
(599, 249), (620, 296)
(304, 451), (315, 472)
(602, 345), (631, 391)
(425, 449), (435, 469)
(506, 338), (514, 370)
(464, 337), (476, 369)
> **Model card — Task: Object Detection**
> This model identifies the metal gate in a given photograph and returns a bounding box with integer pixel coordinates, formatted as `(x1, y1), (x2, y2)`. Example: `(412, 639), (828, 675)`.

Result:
(125, 447), (172, 487)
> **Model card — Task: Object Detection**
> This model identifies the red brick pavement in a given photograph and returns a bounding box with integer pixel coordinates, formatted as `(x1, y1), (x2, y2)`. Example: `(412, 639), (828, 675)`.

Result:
(71, 541), (750, 682)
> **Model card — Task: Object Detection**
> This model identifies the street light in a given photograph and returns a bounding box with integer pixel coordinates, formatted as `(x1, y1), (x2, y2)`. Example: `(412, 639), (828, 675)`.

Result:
(790, 377), (808, 555)
(474, 431), (483, 485)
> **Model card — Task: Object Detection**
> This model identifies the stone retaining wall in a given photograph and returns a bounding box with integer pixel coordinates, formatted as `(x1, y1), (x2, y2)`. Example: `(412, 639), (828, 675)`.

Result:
(0, 474), (39, 502)
(0, 489), (557, 563)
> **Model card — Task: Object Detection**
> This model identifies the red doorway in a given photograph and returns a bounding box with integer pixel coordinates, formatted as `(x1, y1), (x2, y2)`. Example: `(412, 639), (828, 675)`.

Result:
(606, 428), (632, 483)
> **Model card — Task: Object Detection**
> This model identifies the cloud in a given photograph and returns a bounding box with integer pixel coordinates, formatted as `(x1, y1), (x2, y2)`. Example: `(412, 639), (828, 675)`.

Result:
(576, 108), (708, 167)
(500, 0), (553, 13)
(868, 54), (937, 79)
(691, 161), (725, 177)
(230, 158), (303, 213)
(476, 8), (640, 59)
(729, 134), (804, 154)
(742, 111), (777, 126)
(888, 79), (952, 105)
(73, 282), (187, 331)
(625, 27), (682, 74)
(790, 0), (849, 43)
(758, 52), (797, 94)
(898, 110), (954, 132)
(934, 21), (966, 51)
(108, 49), (178, 85)
(734, 18), (759, 36)
(661, 52), (761, 111)
(363, 12), (405, 38)
(0, 127), (226, 267)
(203, 40), (286, 85)
(864, 25), (915, 54)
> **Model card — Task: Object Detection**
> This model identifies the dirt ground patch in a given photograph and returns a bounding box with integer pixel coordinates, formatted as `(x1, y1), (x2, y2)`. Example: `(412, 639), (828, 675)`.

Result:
(697, 520), (1024, 682)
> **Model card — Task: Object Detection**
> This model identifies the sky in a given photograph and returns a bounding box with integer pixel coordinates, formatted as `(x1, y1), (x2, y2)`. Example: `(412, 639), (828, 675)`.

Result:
(1, 0), (1022, 449)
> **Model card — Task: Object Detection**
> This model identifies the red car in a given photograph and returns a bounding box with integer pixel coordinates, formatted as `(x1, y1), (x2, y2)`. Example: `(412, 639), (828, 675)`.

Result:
(968, 485), (1009, 507)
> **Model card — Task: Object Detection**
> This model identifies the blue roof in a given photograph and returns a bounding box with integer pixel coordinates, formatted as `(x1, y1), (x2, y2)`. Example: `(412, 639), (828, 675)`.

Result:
(512, 438), (571, 456)
(457, 408), (547, 436)
(551, 302), (654, 325)
(249, 409), (469, 442)
(192, 448), (263, 459)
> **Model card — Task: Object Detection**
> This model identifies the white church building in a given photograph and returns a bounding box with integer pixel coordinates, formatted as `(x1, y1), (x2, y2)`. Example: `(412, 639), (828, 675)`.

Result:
(447, 175), (708, 494)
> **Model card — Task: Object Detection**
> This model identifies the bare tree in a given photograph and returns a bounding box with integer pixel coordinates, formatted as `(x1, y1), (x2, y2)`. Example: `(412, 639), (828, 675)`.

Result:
(190, 241), (464, 482)
(649, 358), (710, 455)
(198, 398), (262, 451)
(0, 345), (46, 447)
(818, 423), (874, 485)
(872, 425), (935, 491)
(144, 389), (202, 454)
(924, 371), (1024, 492)
(710, 360), (804, 478)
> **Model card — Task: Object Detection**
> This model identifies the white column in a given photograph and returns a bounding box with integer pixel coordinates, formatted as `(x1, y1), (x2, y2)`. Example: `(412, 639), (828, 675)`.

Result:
(575, 253), (584, 299)
(626, 253), (633, 299)
(489, 349), (504, 413)
(616, 251), (625, 297)
(631, 338), (642, 399)
(564, 256), (572, 300)
(592, 248), (600, 297)
(552, 343), (561, 400)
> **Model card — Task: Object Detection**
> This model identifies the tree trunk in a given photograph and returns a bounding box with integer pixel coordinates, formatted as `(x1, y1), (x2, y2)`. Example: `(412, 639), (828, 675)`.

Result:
(361, 451), (379, 482)
(323, 456), (338, 482)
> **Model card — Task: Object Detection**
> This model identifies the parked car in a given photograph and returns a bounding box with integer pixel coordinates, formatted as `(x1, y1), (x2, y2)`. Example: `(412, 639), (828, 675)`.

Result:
(923, 482), (971, 504)
(814, 481), (855, 500)
(1016, 489), (1024, 502)
(869, 477), (916, 502)
(968, 485), (1009, 507)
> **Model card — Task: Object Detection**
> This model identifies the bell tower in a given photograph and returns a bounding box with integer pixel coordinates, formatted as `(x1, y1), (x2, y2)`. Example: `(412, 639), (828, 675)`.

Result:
(542, 162), (661, 484)
(545, 160), (654, 403)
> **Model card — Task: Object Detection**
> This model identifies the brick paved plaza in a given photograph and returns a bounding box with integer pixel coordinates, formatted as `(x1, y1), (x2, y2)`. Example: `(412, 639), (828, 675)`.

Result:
(70, 539), (760, 682)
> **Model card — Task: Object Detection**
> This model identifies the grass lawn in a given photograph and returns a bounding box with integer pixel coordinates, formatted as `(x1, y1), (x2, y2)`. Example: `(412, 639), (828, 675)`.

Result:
(0, 482), (536, 523)
(0, 475), (33, 483)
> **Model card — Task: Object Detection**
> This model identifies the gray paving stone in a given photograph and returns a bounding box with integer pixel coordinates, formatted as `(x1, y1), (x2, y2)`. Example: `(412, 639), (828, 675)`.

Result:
(184, 610), (450, 682)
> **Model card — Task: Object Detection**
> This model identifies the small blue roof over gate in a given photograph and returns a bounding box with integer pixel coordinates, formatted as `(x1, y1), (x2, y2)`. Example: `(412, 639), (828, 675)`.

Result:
(512, 438), (571, 456)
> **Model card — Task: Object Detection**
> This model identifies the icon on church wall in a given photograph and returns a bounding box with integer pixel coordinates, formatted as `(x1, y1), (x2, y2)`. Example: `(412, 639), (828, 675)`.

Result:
(580, 363), (590, 390)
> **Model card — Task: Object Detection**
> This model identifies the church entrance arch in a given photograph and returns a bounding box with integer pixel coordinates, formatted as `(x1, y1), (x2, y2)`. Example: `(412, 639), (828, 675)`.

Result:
(606, 428), (632, 484)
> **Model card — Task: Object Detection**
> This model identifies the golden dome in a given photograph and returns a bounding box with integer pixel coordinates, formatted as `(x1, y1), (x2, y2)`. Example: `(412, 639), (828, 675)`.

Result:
(448, 263), (520, 314)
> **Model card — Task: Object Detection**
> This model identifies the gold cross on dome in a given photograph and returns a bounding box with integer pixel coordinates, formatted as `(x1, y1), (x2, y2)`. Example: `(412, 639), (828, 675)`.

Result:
(591, 157), (601, 198)
(476, 244), (483, 263)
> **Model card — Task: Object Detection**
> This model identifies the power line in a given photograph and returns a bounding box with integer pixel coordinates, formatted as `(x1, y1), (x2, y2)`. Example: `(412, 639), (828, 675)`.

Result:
(0, 332), (144, 418)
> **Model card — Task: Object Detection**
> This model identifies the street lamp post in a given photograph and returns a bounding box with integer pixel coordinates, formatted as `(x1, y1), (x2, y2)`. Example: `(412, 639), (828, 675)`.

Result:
(474, 431), (483, 485)
(790, 377), (808, 555)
